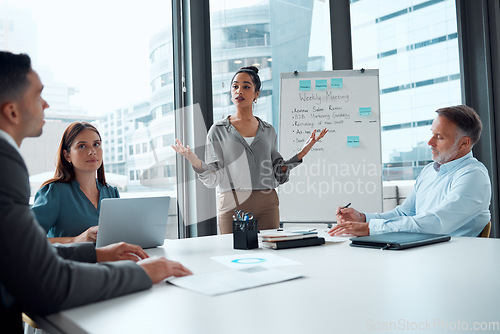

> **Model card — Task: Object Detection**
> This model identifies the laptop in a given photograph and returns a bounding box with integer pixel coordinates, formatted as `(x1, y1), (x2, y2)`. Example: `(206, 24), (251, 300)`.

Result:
(96, 196), (170, 249)
(350, 232), (451, 250)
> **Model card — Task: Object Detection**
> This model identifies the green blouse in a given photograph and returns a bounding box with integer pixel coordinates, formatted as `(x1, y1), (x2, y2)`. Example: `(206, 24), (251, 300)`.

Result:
(31, 179), (119, 238)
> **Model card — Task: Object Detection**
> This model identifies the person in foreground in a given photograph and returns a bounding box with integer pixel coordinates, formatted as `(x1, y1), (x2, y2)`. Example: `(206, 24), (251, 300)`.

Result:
(329, 105), (491, 237)
(32, 121), (118, 244)
(0, 51), (192, 333)
(172, 66), (327, 233)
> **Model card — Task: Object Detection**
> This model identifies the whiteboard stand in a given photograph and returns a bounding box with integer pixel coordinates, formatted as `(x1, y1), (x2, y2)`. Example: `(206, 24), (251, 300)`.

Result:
(278, 69), (382, 224)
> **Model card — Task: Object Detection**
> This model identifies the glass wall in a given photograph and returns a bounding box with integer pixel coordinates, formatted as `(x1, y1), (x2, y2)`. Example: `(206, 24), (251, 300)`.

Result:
(209, 0), (332, 129)
(3, 0), (469, 236)
(1, 0), (178, 238)
(350, 0), (462, 180)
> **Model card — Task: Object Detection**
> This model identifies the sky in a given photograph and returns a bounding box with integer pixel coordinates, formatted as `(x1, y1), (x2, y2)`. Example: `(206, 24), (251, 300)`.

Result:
(2, 0), (173, 115)
(1, 0), (330, 116)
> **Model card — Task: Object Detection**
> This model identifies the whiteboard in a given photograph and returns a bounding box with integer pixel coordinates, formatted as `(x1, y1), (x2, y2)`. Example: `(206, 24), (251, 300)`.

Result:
(278, 70), (382, 223)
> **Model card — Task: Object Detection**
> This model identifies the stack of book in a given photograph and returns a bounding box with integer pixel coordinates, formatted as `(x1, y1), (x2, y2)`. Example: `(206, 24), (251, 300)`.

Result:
(259, 230), (325, 249)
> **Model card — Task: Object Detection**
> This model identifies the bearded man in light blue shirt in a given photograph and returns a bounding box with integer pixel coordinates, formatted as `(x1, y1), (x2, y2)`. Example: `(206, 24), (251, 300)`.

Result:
(329, 105), (491, 237)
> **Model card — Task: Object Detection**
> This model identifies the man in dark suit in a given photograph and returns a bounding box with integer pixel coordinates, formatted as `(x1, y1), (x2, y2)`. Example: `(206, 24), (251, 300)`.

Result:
(0, 51), (192, 333)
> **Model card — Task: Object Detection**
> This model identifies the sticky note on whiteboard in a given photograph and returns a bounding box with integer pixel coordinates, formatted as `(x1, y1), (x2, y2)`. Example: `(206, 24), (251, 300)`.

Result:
(299, 80), (311, 91)
(331, 78), (343, 88)
(316, 79), (328, 90)
(359, 107), (372, 116)
(347, 136), (360, 147)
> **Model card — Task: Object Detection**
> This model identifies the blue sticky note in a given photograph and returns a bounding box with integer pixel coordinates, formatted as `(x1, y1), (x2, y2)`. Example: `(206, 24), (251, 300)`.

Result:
(347, 136), (360, 147)
(331, 78), (343, 88)
(299, 80), (311, 91)
(316, 79), (328, 90)
(359, 107), (372, 116)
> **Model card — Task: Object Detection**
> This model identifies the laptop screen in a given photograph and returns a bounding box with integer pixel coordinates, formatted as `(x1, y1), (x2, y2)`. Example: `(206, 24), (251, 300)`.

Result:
(96, 196), (170, 248)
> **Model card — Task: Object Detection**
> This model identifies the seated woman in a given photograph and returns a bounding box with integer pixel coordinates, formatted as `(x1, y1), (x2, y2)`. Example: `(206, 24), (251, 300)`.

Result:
(31, 121), (119, 243)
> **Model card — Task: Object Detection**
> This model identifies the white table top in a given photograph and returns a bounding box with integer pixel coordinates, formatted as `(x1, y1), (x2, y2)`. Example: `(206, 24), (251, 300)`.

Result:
(41, 235), (500, 334)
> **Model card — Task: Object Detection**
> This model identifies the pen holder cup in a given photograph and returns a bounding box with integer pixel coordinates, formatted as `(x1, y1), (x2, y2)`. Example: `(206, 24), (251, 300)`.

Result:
(233, 219), (258, 250)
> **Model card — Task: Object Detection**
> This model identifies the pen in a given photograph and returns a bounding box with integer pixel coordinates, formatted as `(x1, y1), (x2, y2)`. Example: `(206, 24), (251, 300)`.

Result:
(336, 202), (351, 215)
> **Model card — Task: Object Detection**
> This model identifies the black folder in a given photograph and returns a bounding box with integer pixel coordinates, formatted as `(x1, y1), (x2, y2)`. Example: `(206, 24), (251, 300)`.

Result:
(350, 232), (450, 250)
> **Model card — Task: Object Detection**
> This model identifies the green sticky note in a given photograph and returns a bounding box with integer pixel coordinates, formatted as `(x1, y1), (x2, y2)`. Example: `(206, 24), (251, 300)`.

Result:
(347, 136), (360, 147)
(299, 80), (311, 91)
(359, 107), (372, 116)
(316, 79), (327, 90)
(331, 78), (343, 88)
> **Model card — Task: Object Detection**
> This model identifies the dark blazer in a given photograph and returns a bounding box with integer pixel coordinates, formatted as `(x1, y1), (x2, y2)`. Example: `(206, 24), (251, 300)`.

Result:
(0, 136), (152, 333)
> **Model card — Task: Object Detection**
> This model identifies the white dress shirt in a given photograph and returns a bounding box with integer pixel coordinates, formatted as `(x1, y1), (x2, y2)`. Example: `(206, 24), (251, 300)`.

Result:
(0, 129), (20, 154)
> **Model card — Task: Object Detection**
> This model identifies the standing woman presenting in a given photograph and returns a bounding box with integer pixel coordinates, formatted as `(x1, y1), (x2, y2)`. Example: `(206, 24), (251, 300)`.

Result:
(172, 66), (327, 233)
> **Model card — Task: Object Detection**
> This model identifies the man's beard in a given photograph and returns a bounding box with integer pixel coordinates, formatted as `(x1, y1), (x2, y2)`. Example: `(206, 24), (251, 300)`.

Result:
(432, 143), (459, 164)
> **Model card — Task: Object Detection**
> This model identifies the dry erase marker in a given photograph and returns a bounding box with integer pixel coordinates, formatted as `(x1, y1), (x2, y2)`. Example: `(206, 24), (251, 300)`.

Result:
(336, 202), (351, 215)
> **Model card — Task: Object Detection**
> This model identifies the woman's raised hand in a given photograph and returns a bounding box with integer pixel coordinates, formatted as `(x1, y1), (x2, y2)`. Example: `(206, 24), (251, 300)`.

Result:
(171, 138), (203, 170)
(297, 128), (328, 160)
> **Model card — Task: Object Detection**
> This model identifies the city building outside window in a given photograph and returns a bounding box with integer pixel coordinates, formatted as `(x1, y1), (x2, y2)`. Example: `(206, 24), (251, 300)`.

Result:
(350, 0), (462, 181)
(1, 0), (179, 238)
(210, 0), (332, 128)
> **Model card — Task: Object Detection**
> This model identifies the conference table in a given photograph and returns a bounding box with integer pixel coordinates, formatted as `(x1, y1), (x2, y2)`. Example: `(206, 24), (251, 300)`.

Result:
(38, 233), (500, 334)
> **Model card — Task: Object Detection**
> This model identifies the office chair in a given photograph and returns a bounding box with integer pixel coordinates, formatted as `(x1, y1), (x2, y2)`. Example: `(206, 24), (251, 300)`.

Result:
(478, 221), (491, 238)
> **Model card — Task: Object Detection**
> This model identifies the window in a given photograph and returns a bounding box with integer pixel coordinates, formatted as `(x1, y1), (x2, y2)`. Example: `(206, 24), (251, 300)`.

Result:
(162, 103), (173, 116)
(163, 133), (174, 147)
(210, 1), (332, 127)
(4, 0), (178, 238)
(350, 0), (461, 180)
(225, 23), (270, 48)
(151, 73), (174, 92)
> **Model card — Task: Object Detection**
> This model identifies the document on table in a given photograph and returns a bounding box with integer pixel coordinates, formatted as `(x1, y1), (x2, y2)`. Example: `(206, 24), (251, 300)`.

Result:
(167, 266), (303, 296)
(317, 229), (350, 243)
(211, 252), (301, 269)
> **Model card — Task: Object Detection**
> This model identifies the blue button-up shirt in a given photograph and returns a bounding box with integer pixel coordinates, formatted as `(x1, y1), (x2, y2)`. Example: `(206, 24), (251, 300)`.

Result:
(366, 152), (491, 236)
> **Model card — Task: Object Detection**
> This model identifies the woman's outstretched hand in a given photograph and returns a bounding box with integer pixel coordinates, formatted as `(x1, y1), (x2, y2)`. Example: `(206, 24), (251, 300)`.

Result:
(171, 138), (203, 170)
(297, 128), (328, 160)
